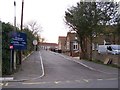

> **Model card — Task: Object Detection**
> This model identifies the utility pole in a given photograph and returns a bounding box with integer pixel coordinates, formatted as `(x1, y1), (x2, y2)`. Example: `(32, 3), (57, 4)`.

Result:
(13, 1), (17, 70)
(10, 1), (17, 73)
(19, 0), (24, 66)
(21, 0), (24, 31)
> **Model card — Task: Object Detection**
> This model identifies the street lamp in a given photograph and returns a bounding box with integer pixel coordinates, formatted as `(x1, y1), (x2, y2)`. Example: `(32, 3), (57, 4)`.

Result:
(21, 0), (24, 32)
(19, 0), (24, 66)
(13, 1), (17, 70)
(14, 1), (16, 29)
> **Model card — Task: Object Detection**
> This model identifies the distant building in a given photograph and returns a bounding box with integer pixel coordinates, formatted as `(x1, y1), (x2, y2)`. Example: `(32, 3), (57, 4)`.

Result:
(58, 36), (66, 53)
(39, 42), (58, 50)
(58, 31), (80, 56)
(65, 31), (80, 57)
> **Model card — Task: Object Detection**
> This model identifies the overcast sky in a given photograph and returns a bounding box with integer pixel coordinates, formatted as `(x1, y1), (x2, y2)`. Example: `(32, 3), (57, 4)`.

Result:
(0, 0), (119, 43)
(0, 0), (81, 43)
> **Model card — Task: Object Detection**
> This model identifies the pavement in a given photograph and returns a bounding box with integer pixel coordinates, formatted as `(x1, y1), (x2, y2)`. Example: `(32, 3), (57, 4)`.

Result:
(0, 50), (119, 82)
(57, 53), (118, 75)
(0, 51), (44, 82)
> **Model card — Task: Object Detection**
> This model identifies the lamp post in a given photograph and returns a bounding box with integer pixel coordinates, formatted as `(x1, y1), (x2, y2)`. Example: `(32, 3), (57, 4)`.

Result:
(21, 0), (24, 32)
(14, 1), (16, 29)
(10, 1), (17, 73)
(19, 0), (24, 67)
(13, 1), (17, 70)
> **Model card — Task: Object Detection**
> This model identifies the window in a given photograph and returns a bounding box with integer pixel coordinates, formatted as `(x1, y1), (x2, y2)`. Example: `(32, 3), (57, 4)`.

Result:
(73, 42), (78, 50)
(67, 42), (69, 50)
(92, 43), (95, 50)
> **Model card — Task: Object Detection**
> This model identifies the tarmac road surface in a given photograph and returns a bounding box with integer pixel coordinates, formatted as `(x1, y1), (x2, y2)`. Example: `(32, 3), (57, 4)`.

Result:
(2, 50), (119, 88)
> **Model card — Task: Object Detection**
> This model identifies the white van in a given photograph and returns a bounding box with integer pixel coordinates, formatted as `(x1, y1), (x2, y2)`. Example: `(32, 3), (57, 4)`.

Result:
(98, 45), (108, 54)
(98, 45), (120, 55)
(107, 45), (120, 55)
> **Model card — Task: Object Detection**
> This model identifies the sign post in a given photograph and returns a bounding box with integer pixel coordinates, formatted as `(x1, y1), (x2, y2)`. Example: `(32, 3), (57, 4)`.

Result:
(10, 31), (27, 71)
(10, 32), (27, 50)
(33, 40), (38, 51)
(10, 45), (13, 73)
(13, 0), (17, 71)
(33, 40), (38, 63)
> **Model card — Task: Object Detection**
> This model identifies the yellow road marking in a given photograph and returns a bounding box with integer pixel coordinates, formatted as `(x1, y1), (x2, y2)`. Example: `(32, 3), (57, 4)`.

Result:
(22, 79), (89, 85)
(22, 82), (50, 85)
(22, 78), (117, 85)
(22, 82), (42, 85)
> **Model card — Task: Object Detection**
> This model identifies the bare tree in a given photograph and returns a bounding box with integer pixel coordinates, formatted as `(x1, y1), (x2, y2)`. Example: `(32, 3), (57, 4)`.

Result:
(26, 20), (43, 37)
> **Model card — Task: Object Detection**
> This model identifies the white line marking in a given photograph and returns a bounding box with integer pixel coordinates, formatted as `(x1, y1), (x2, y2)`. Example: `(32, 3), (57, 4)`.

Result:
(83, 79), (89, 82)
(4, 83), (8, 86)
(0, 83), (3, 86)
(39, 51), (45, 78)
(29, 51), (45, 80)
(54, 81), (61, 84)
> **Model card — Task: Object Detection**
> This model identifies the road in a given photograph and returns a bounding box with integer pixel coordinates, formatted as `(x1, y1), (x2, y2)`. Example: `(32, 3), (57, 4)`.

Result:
(2, 50), (119, 88)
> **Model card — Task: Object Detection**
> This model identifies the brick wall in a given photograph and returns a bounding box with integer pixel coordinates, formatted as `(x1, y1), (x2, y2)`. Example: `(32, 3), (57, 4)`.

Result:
(92, 50), (120, 65)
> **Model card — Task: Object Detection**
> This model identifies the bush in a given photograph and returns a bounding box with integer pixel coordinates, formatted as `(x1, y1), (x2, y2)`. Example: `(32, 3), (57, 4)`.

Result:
(2, 22), (37, 75)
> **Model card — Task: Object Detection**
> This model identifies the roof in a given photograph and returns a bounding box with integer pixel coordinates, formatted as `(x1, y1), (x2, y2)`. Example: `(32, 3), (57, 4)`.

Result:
(39, 42), (58, 46)
(66, 32), (77, 41)
(59, 36), (66, 38)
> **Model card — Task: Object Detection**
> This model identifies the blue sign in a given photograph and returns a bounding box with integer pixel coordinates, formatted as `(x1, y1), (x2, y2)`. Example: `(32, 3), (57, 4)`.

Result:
(10, 32), (27, 50)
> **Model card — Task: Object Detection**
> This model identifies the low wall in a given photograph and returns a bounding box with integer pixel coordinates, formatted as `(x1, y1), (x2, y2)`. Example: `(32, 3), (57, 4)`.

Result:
(92, 50), (120, 65)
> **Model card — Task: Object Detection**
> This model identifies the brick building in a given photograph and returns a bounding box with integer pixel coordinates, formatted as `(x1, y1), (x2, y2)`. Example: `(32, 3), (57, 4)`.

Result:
(39, 42), (58, 50)
(58, 31), (80, 57)
(65, 31), (80, 56)
(58, 36), (66, 53)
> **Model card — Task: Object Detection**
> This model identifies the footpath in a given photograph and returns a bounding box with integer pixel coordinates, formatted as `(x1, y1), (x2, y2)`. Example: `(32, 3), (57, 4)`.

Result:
(0, 51), (44, 82)
(58, 53), (119, 75)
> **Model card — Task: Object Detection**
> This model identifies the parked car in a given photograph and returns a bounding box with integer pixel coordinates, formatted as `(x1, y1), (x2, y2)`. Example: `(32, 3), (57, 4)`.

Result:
(98, 45), (120, 55)
(107, 45), (120, 55)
